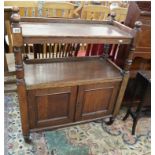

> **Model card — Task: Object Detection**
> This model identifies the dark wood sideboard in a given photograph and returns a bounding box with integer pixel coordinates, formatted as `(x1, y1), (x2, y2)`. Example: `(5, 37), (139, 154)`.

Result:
(10, 7), (139, 143)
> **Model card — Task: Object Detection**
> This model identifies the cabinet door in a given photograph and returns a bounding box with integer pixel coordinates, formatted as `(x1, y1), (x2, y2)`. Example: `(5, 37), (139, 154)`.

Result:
(75, 82), (121, 121)
(28, 86), (77, 129)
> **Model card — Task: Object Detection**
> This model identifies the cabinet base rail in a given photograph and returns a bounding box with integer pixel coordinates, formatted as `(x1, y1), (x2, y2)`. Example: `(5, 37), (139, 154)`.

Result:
(24, 115), (113, 143)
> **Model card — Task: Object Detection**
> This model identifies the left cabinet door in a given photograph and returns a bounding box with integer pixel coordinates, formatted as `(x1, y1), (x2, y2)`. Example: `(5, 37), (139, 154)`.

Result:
(27, 86), (77, 129)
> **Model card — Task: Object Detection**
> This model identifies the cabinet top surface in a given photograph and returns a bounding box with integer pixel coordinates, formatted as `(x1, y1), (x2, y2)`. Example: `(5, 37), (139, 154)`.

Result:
(20, 21), (132, 39)
(24, 58), (122, 90)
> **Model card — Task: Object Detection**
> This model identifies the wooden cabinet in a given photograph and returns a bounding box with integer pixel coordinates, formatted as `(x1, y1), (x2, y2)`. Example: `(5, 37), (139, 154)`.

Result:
(10, 7), (138, 142)
(25, 57), (123, 130)
(27, 81), (121, 130)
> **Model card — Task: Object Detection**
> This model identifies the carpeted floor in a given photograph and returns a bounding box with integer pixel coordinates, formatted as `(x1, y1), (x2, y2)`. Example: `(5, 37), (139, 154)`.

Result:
(4, 92), (151, 155)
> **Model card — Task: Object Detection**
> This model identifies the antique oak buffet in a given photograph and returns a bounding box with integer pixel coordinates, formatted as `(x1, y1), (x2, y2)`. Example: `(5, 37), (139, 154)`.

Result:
(10, 7), (141, 143)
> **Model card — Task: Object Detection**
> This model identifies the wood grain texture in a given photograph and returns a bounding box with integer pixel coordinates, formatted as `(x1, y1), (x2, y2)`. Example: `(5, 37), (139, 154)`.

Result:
(9, 8), (137, 140)
(20, 22), (132, 39)
(28, 86), (77, 128)
(113, 72), (129, 116)
(24, 58), (122, 90)
(19, 18), (133, 44)
(75, 82), (121, 121)
(29, 114), (113, 132)
(11, 10), (31, 141)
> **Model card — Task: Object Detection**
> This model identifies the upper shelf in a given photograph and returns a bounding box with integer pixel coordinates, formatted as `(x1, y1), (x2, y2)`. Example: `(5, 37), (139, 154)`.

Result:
(19, 18), (134, 44)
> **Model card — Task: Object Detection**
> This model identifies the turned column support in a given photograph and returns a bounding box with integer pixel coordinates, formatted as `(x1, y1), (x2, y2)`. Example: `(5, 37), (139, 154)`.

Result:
(113, 21), (142, 117)
(124, 21), (142, 73)
(102, 44), (110, 59)
(11, 7), (31, 143)
(101, 13), (116, 60)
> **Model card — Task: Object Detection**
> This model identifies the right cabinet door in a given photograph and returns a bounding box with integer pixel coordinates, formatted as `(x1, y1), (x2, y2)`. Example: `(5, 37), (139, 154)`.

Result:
(75, 82), (121, 121)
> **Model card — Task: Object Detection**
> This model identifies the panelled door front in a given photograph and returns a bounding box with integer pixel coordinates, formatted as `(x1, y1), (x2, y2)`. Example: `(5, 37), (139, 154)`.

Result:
(75, 82), (121, 121)
(28, 86), (77, 129)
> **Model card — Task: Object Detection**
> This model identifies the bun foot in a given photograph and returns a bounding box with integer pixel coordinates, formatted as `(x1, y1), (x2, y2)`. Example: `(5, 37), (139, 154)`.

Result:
(24, 135), (32, 144)
(104, 117), (115, 125)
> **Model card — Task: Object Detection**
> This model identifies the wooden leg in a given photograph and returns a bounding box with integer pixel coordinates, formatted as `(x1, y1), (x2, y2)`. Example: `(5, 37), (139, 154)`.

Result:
(4, 53), (9, 72)
(131, 101), (144, 135)
(113, 72), (129, 116)
(23, 134), (32, 143)
(123, 108), (131, 121)
(13, 46), (30, 145)
(132, 118), (138, 135)
(23, 54), (29, 60)
(105, 117), (115, 125)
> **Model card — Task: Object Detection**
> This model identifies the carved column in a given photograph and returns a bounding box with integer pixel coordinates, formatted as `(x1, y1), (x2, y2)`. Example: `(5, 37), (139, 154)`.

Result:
(11, 7), (31, 143)
(124, 21), (142, 72)
(113, 21), (142, 116)
(102, 13), (116, 60)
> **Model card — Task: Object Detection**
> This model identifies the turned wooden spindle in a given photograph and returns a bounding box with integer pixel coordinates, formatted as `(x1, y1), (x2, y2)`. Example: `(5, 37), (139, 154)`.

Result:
(112, 21), (142, 117)
(124, 21), (142, 72)
(11, 9), (31, 143)
(11, 12), (23, 77)
(103, 44), (110, 59)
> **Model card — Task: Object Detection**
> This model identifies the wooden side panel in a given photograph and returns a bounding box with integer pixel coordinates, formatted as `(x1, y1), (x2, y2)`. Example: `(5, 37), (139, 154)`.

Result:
(122, 2), (151, 105)
(28, 86), (77, 128)
(75, 82), (121, 121)
(134, 22), (151, 56)
(124, 2), (151, 60)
